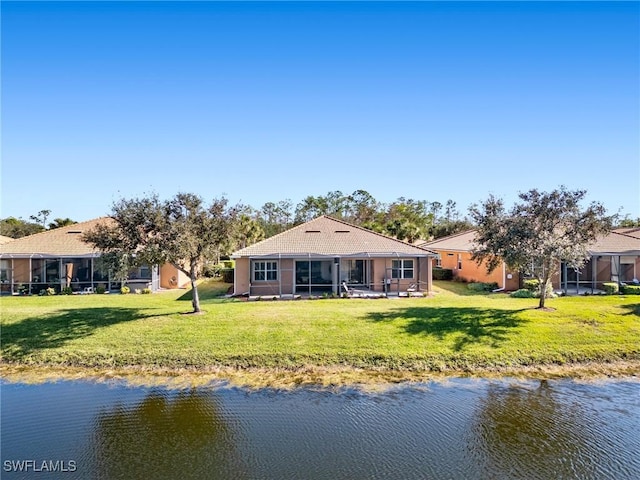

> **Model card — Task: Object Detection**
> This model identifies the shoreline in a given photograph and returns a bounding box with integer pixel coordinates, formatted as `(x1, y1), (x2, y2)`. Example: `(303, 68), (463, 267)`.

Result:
(2, 360), (639, 390)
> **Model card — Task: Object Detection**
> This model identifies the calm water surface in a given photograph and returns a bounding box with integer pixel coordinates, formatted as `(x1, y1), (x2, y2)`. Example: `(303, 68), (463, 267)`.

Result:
(1, 378), (639, 479)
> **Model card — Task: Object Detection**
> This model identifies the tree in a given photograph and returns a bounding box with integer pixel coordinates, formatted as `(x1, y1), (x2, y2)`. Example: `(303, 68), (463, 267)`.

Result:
(0, 217), (44, 238)
(48, 218), (77, 229)
(469, 187), (613, 309)
(83, 193), (238, 313)
(29, 209), (51, 228)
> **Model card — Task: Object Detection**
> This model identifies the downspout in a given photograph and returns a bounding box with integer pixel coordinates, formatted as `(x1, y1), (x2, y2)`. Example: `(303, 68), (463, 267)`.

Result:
(492, 261), (506, 292)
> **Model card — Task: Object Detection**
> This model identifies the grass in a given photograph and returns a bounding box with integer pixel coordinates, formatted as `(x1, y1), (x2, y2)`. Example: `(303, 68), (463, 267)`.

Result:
(1, 279), (639, 386)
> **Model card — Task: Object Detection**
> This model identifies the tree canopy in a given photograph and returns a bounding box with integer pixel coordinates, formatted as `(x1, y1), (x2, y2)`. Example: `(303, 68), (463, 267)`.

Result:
(83, 193), (239, 313)
(469, 187), (613, 309)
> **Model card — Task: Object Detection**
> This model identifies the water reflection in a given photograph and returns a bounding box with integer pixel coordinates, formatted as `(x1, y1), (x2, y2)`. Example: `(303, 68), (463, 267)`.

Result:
(90, 389), (249, 480)
(469, 380), (640, 479)
(1, 379), (638, 480)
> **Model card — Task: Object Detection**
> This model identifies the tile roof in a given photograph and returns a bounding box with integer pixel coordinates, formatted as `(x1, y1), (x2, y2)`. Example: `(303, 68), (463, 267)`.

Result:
(0, 218), (113, 257)
(423, 228), (640, 256)
(587, 230), (640, 255)
(232, 216), (436, 258)
(421, 230), (478, 252)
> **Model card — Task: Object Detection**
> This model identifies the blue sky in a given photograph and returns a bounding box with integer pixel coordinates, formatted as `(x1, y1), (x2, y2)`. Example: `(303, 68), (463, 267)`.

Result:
(2, 1), (639, 223)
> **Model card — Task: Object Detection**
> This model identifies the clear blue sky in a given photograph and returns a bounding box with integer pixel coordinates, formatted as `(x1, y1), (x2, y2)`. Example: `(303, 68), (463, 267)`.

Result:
(2, 1), (639, 222)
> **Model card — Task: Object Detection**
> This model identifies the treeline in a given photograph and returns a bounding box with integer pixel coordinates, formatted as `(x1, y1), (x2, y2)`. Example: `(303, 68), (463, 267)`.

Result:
(0, 210), (76, 239)
(235, 189), (473, 247)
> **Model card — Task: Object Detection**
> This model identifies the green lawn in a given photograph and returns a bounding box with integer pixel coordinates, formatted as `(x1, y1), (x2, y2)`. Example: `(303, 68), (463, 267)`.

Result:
(1, 280), (639, 376)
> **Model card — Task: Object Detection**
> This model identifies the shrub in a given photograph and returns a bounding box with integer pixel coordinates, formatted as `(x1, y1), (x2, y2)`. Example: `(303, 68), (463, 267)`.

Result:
(96, 285), (107, 294)
(120, 286), (130, 295)
(433, 268), (453, 280)
(141, 288), (152, 294)
(202, 263), (221, 278)
(222, 260), (235, 269)
(134, 288), (142, 294)
(61, 286), (73, 295)
(523, 279), (539, 291)
(221, 268), (234, 283)
(467, 282), (499, 292)
(39, 287), (56, 296)
(621, 285), (640, 295)
(510, 288), (535, 298)
(602, 282), (619, 295)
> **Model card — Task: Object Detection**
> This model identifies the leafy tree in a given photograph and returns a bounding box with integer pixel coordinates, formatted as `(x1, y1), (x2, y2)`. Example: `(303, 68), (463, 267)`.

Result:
(48, 218), (77, 229)
(29, 209), (51, 228)
(234, 213), (265, 250)
(618, 216), (640, 228)
(84, 193), (239, 313)
(0, 217), (44, 238)
(259, 200), (293, 237)
(469, 187), (613, 309)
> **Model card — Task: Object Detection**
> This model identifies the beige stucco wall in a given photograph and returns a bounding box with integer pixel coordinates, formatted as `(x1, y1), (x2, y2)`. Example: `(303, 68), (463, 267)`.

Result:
(234, 258), (251, 295)
(159, 264), (190, 289)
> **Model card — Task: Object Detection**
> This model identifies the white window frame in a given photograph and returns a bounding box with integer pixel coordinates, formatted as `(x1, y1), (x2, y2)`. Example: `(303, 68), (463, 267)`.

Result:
(435, 254), (442, 268)
(391, 259), (414, 279)
(253, 261), (278, 282)
(457, 254), (463, 270)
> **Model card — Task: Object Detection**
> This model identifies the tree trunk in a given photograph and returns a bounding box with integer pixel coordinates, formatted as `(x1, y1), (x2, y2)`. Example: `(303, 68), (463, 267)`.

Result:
(190, 260), (200, 313)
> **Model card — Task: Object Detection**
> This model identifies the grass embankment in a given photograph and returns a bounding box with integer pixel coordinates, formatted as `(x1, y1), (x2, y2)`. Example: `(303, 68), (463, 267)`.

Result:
(1, 280), (639, 387)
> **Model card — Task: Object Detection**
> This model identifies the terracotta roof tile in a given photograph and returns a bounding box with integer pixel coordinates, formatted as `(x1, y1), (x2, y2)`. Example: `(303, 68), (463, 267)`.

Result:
(232, 216), (436, 258)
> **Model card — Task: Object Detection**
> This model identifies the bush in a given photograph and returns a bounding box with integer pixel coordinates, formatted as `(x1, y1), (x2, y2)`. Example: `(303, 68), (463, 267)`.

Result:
(120, 286), (131, 295)
(202, 263), (222, 278)
(433, 268), (453, 280)
(522, 278), (554, 298)
(221, 268), (234, 284)
(141, 288), (152, 294)
(621, 285), (640, 295)
(222, 260), (235, 269)
(510, 288), (535, 298)
(39, 287), (56, 296)
(602, 282), (619, 295)
(467, 282), (499, 292)
(96, 285), (107, 294)
(61, 286), (73, 295)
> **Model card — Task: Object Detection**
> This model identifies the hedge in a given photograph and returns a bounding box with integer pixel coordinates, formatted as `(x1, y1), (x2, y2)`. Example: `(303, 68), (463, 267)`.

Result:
(433, 268), (453, 280)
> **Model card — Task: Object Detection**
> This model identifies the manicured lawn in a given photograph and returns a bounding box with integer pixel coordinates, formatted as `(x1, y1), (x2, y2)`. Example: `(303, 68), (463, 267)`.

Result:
(1, 280), (639, 375)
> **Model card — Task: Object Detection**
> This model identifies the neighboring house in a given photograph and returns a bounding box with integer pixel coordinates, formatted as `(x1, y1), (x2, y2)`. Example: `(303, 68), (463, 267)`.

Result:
(424, 228), (640, 293)
(421, 230), (520, 290)
(231, 215), (436, 297)
(560, 228), (640, 293)
(0, 218), (189, 295)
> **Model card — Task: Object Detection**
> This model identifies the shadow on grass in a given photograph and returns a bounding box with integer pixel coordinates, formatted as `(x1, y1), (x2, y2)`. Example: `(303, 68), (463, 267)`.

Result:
(1, 307), (165, 360)
(367, 306), (528, 351)
(621, 303), (640, 316)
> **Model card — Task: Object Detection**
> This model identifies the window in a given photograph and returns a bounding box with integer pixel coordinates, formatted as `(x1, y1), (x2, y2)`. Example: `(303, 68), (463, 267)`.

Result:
(457, 254), (462, 270)
(391, 259), (414, 279)
(253, 261), (278, 281)
(435, 255), (442, 268)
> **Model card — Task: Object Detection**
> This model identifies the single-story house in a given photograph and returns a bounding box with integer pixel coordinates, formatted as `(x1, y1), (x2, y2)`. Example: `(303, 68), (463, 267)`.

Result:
(420, 230), (521, 290)
(423, 228), (640, 293)
(231, 215), (437, 297)
(0, 218), (190, 295)
(561, 228), (640, 293)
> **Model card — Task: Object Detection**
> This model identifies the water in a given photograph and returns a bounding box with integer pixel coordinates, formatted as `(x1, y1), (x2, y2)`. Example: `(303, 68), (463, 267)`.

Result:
(1, 378), (639, 479)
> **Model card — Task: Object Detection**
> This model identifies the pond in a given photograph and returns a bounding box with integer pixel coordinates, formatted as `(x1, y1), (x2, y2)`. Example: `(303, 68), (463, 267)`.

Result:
(1, 378), (639, 479)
